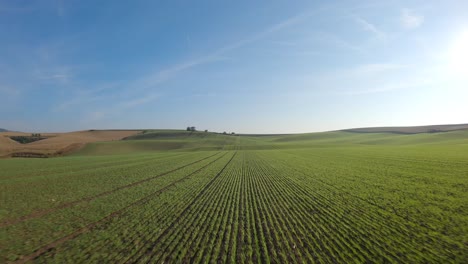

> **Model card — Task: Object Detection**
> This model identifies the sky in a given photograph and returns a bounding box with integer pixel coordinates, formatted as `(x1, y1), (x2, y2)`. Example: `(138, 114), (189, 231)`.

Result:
(1, 0), (467, 133)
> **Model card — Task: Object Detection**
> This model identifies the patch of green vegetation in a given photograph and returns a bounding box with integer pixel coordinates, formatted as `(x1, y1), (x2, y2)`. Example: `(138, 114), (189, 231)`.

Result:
(9, 135), (47, 144)
(76, 130), (240, 155)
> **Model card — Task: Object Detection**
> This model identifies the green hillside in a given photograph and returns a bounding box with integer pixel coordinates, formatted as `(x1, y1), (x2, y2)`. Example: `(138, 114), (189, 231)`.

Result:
(74, 129), (468, 156)
(75, 130), (240, 155)
(343, 123), (468, 134)
(270, 130), (468, 146)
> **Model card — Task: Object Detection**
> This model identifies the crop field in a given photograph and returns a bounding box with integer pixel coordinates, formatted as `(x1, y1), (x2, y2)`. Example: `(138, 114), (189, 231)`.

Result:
(1, 131), (467, 263)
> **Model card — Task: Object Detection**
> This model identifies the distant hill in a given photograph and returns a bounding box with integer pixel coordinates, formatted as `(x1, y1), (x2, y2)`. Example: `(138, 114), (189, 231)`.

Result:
(0, 128), (9, 132)
(123, 130), (210, 140)
(76, 130), (239, 155)
(0, 130), (141, 157)
(342, 123), (468, 134)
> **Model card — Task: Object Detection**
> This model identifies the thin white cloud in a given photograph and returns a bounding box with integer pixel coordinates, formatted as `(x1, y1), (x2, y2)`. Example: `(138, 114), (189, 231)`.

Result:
(213, 10), (316, 55)
(316, 32), (364, 52)
(309, 62), (422, 96)
(352, 63), (408, 75)
(77, 93), (159, 125)
(37, 73), (71, 83)
(400, 9), (424, 30)
(206, 11), (318, 59)
(54, 94), (104, 112)
(139, 56), (223, 89)
(52, 81), (120, 112)
(354, 16), (386, 40)
(122, 94), (159, 108)
(339, 79), (431, 95)
(270, 40), (297, 47)
(46, 8), (325, 119)
(133, 10), (319, 92)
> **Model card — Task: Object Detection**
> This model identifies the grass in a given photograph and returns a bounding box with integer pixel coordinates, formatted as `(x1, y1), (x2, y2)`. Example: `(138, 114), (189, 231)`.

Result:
(1, 130), (467, 263)
(75, 131), (240, 155)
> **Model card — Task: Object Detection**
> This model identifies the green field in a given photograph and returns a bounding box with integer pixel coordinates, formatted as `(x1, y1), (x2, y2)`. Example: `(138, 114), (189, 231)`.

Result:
(1, 130), (467, 263)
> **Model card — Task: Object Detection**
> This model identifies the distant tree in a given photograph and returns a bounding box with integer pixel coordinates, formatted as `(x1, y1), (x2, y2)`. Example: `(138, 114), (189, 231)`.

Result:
(204, 129), (208, 133)
(190, 126), (196, 131)
(223, 131), (227, 134)
(186, 127), (191, 131)
(231, 132), (235, 135)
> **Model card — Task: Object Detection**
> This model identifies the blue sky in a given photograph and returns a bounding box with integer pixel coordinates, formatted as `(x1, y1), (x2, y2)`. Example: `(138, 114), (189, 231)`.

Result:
(1, 0), (467, 133)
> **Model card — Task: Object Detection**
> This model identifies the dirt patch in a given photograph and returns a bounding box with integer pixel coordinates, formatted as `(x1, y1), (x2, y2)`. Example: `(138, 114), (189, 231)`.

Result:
(11, 152), (49, 158)
(55, 143), (86, 155)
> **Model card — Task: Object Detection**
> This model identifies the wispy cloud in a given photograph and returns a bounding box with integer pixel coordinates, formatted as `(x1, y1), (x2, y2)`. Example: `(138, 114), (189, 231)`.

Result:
(213, 11), (316, 55)
(72, 11), (319, 119)
(338, 78), (431, 95)
(138, 56), (224, 90)
(400, 8), (424, 30)
(130, 9), (319, 93)
(53, 82), (119, 111)
(36, 72), (71, 83)
(317, 32), (364, 52)
(330, 62), (429, 95)
(122, 94), (159, 108)
(270, 40), (298, 47)
(54, 93), (103, 112)
(354, 16), (386, 40)
(352, 63), (408, 75)
(77, 92), (159, 125)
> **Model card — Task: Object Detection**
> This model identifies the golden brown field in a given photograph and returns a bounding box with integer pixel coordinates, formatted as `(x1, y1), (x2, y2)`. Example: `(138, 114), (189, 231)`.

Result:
(0, 130), (141, 157)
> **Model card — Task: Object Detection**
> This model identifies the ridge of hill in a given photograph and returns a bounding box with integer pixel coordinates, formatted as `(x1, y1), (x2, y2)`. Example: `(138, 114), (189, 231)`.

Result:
(342, 123), (468, 134)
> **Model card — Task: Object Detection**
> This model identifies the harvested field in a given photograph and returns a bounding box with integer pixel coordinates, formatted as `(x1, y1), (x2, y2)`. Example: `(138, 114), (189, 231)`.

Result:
(0, 130), (141, 157)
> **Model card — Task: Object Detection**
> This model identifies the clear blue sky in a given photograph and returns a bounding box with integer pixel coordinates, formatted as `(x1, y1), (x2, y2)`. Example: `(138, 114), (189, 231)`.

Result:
(1, 0), (467, 133)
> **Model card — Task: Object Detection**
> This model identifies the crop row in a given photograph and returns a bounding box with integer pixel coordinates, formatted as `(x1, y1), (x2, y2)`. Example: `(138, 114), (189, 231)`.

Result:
(2, 151), (225, 262)
(261, 149), (467, 245)
(256, 150), (466, 262)
(22, 151), (236, 263)
(1, 151), (218, 220)
(4, 145), (466, 262)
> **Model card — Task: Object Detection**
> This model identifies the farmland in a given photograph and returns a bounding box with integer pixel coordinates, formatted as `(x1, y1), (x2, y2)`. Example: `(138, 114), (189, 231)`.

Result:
(1, 130), (467, 263)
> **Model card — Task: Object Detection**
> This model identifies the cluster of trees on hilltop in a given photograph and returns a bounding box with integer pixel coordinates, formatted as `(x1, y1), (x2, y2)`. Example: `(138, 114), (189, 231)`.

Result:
(10, 134), (45, 144)
(186, 126), (236, 135)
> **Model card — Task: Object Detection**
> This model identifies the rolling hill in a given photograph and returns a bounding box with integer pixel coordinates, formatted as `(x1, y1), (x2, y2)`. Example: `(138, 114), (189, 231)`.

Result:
(0, 130), (141, 157)
(342, 123), (468, 134)
(2, 123), (468, 157)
